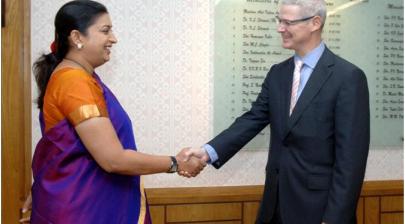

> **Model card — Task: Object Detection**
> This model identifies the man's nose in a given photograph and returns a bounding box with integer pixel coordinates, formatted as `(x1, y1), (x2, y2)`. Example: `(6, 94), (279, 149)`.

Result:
(277, 24), (286, 33)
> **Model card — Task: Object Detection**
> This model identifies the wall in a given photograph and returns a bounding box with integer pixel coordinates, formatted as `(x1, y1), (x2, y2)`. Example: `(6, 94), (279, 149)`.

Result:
(31, 0), (403, 188)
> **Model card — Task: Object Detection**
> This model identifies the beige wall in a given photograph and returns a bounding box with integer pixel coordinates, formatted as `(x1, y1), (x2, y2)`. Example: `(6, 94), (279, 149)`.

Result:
(31, 0), (403, 189)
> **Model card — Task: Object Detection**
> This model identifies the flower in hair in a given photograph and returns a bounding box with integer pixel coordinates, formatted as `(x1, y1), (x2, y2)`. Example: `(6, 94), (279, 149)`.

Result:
(50, 41), (57, 54)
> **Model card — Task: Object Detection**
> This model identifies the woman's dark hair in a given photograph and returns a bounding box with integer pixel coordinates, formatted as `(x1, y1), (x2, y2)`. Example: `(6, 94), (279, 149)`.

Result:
(33, 0), (108, 109)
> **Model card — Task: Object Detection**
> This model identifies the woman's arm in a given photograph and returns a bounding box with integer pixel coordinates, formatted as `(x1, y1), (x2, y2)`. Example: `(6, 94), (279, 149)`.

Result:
(75, 117), (205, 176)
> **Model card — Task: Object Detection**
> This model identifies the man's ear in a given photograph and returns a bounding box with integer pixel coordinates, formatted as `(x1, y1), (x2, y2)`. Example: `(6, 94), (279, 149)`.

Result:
(311, 16), (323, 32)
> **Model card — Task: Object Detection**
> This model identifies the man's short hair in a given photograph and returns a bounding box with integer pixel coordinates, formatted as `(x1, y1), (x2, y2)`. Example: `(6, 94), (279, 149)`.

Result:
(281, 0), (327, 27)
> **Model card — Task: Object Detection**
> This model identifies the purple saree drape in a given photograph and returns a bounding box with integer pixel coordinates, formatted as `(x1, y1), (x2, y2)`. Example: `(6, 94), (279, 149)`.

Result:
(31, 74), (151, 224)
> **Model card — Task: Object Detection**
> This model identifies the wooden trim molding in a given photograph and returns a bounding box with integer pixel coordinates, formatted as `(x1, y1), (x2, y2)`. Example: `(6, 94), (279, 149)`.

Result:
(146, 180), (404, 224)
(1, 0), (31, 223)
(147, 180), (403, 204)
(361, 180), (404, 196)
(147, 185), (264, 205)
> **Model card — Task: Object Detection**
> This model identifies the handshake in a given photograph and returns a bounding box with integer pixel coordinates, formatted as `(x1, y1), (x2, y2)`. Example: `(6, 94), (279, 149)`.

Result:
(174, 147), (210, 178)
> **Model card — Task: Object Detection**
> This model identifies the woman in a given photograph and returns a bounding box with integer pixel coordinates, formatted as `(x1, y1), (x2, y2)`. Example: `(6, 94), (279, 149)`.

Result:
(27, 1), (205, 223)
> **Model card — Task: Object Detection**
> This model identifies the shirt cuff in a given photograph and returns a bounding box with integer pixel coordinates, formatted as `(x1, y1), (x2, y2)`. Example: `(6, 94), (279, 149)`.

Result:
(202, 144), (219, 164)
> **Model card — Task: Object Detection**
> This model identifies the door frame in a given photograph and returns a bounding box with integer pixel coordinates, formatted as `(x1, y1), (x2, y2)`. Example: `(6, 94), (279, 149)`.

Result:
(1, 0), (32, 223)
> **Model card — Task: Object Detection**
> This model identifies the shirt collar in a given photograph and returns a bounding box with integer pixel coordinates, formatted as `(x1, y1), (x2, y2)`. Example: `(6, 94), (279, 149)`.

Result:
(294, 42), (325, 69)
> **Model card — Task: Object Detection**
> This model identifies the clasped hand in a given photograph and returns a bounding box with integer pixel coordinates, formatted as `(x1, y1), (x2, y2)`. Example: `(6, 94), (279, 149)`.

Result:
(176, 147), (209, 178)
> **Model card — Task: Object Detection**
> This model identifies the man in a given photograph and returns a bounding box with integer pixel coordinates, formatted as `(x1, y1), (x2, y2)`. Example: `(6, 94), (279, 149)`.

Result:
(186, 0), (370, 223)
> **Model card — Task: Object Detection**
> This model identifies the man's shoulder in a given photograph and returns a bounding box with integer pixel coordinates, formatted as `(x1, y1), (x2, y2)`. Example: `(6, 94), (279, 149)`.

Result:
(271, 56), (294, 70)
(324, 48), (362, 72)
(324, 48), (366, 82)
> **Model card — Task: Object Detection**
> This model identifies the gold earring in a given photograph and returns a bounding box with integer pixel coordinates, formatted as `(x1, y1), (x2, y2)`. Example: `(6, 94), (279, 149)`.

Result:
(77, 43), (83, 49)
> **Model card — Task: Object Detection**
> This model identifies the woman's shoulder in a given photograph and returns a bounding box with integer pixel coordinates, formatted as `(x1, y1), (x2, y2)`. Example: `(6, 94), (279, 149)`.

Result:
(47, 67), (98, 92)
(51, 67), (92, 83)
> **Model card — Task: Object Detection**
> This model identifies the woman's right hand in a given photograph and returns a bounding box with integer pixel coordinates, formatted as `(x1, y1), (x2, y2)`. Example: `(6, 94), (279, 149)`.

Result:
(176, 148), (207, 177)
(19, 193), (32, 223)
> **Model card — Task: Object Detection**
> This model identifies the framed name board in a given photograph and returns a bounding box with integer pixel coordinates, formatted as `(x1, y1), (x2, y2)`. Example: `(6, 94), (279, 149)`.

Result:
(214, 0), (404, 149)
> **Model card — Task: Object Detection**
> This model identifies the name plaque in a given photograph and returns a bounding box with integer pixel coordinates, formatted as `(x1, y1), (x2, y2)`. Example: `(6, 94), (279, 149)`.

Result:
(214, 0), (404, 148)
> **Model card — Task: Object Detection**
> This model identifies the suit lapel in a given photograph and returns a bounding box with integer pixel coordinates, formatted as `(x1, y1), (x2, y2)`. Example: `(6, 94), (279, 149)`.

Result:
(283, 48), (335, 138)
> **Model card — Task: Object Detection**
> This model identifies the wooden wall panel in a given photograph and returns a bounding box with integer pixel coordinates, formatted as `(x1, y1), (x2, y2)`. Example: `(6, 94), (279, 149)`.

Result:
(243, 202), (260, 224)
(149, 206), (165, 224)
(357, 197), (365, 224)
(380, 213), (403, 224)
(147, 186), (263, 205)
(1, 0), (32, 223)
(166, 203), (241, 223)
(179, 222), (241, 224)
(365, 197), (380, 224)
(146, 180), (403, 224)
(381, 196), (403, 212)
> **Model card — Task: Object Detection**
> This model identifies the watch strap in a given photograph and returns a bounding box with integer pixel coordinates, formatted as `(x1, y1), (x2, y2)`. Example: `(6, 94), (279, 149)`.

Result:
(167, 156), (178, 173)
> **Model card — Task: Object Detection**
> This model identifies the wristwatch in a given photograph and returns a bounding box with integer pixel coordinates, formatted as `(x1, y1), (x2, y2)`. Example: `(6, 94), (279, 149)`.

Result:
(167, 156), (178, 173)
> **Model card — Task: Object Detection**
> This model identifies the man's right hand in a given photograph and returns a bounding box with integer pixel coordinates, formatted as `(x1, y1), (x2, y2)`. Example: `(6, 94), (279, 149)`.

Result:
(183, 147), (210, 163)
(176, 148), (207, 177)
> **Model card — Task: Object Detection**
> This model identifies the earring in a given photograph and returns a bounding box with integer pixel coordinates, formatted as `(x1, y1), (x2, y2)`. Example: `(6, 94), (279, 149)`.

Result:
(77, 43), (83, 49)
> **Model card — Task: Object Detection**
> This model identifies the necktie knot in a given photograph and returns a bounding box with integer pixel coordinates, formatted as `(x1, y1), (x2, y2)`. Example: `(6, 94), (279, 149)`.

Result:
(295, 59), (303, 72)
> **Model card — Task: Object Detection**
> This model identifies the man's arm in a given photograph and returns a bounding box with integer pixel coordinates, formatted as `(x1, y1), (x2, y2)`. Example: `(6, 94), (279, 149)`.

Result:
(180, 66), (277, 169)
(206, 67), (275, 169)
(322, 67), (370, 224)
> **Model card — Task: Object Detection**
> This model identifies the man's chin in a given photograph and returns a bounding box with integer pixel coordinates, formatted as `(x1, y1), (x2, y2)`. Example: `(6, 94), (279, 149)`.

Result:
(281, 42), (293, 50)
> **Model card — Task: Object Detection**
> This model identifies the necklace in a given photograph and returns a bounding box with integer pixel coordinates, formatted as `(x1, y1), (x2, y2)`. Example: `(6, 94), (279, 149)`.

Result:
(64, 58), (93, 75)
